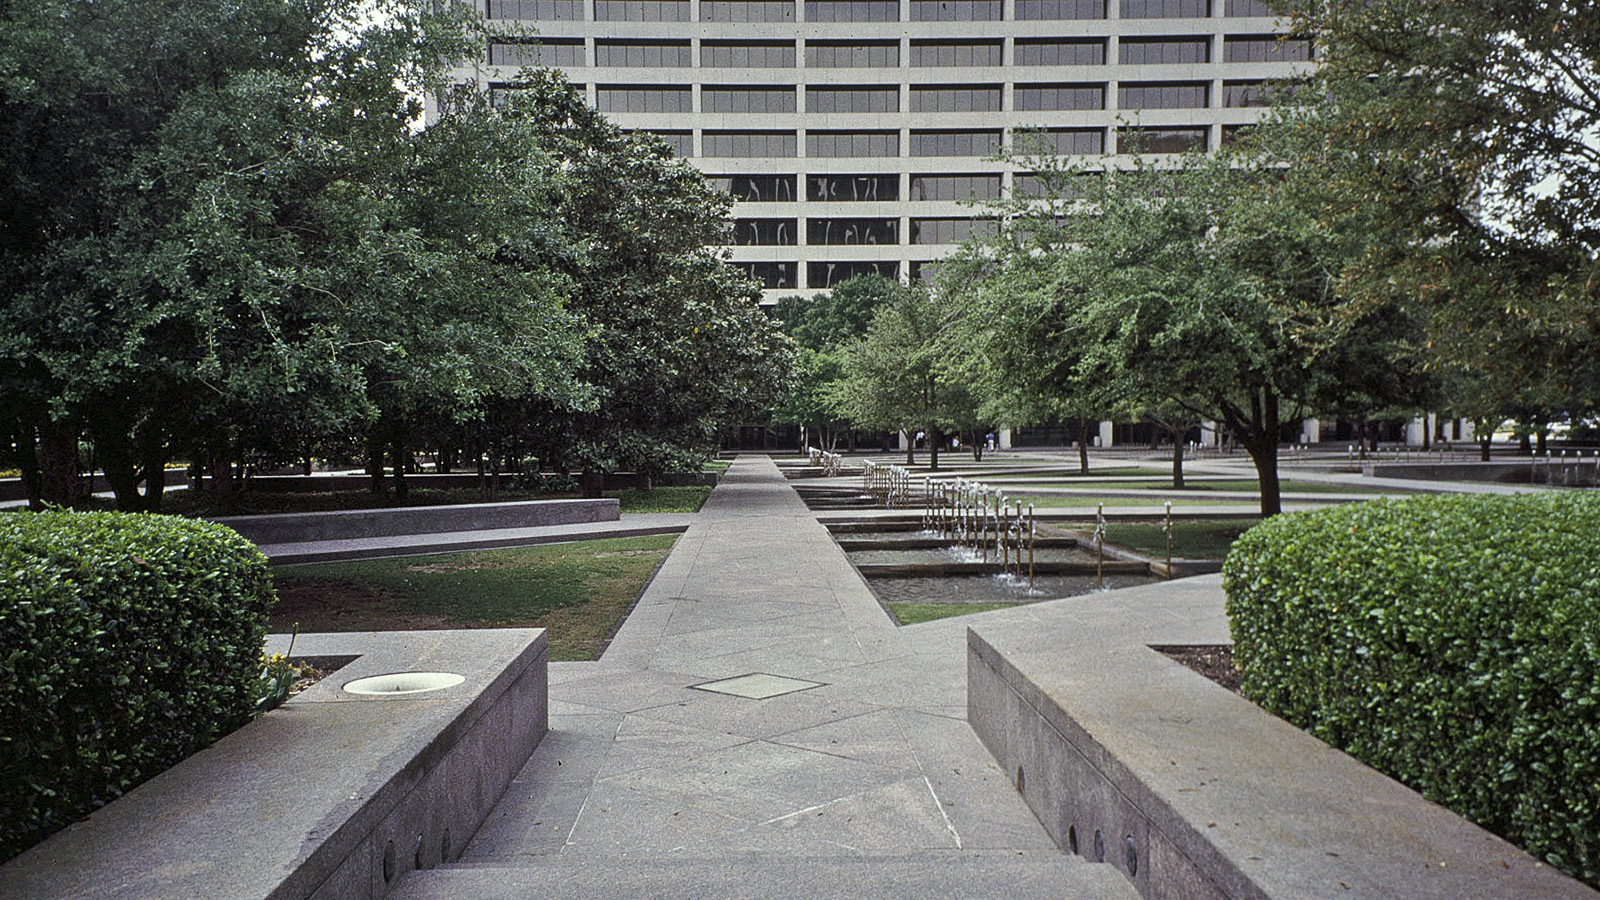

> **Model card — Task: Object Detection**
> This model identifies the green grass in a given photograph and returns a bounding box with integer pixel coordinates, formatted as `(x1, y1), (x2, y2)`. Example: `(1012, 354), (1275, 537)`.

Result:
(1093, 518), (1261, 559)
(887, 602), (1022, 624)
(613, 485), (711, 513)
(1016, 494), (1257, 508)
(271, 534), (676, 660)
(997, 478), (1386, 495)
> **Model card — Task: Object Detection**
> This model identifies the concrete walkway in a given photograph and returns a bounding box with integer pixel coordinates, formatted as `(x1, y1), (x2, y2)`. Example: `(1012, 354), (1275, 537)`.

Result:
(392, 455), (1138, 899)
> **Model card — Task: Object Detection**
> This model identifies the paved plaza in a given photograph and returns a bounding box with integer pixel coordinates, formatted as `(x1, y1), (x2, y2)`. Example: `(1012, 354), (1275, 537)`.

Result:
(392, 454), (1141, 898)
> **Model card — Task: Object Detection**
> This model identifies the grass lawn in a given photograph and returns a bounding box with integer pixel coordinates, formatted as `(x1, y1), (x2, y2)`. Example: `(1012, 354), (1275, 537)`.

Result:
(887, 602), (1022, 624)
(1058, 518), (1262, 559)
(1016, 494), (1258, 508)
(270, 534), (676, 661)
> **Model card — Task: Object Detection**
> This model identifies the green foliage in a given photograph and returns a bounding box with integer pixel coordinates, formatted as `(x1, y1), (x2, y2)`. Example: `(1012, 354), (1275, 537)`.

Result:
(613, 486), (712, 514)
(0, 510), (274, 860)
(1266, 0), (1600, 432)
(1223, 494), (1600, 885)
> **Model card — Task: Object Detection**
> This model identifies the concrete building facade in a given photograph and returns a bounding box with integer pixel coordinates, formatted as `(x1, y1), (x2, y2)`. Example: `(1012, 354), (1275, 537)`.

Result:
(450, 0), (1306, 301)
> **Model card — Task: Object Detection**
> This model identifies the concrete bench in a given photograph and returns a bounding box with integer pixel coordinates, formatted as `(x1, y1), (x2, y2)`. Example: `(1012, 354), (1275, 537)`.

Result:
(213, 498), (619, 545)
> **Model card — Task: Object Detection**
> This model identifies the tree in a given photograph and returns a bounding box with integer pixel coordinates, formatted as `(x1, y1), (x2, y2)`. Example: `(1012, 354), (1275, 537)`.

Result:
(1268, 0), (1600, 432)
(769, 274), (899, 450)
(830, 281), (980, 471)
(947, 144), (1431, 516)
(0, 0), (589, 510)
(487, 73), (794, 494)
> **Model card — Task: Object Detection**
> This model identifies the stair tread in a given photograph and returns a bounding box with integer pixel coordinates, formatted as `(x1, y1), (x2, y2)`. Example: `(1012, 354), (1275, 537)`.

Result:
(389, 851), (1141, 900)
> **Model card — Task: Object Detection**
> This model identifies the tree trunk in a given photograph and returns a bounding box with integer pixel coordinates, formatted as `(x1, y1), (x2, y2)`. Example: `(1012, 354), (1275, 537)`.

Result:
(1076, 417), (1091, 474)
(1480, 434), (1493, 461)
(389, 436), (408, 503)
(1171, 435), (1186, 489)
(928, 427), (942, 472)
(367, 431), (388, 496)
(1242, 392), (1282, 517)
(905, 431), (915, 466)
(580, 470), (605, 499)
(39, 424), (81, 508)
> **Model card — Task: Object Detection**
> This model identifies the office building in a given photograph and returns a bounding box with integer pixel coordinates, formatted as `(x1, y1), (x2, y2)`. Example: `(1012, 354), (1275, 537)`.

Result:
(448, 0), (1306, 300)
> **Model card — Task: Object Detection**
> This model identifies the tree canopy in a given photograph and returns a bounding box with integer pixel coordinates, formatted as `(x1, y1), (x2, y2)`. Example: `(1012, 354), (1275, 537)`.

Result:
(0, 1), (789, 508)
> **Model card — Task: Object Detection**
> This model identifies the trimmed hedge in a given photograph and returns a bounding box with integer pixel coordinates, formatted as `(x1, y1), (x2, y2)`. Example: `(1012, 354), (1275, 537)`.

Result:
(1223, 493), (1600, 887)
(0, 510), (274, 860)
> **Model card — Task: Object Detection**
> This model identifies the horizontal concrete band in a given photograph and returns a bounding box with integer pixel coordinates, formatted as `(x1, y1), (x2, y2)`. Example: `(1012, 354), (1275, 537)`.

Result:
(0, 629), (550, 900)
(213, 498), (620, 544)
(965, 576), (1599, 900)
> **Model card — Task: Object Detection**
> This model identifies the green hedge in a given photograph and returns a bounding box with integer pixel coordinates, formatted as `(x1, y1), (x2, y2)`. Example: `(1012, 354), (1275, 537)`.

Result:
(1222, 493), (1600, 887)
(0, 511), (274, 860)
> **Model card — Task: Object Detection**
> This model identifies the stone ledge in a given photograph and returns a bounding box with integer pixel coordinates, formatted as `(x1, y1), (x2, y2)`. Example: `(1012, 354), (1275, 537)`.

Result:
(213, 498), (619, 544)
(0, 629), (548, 900)
(966, 576), (1599, 900)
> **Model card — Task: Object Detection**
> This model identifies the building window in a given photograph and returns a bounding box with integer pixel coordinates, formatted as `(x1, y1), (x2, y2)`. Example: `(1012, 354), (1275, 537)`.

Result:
(594, 0), (690, 19)
(1120, 0), (1209, 17)
(1118, 81), (1209, 109)
(596, 85), (694, 113)
(1223, 35), (1313, 62)
(704, 130), (799, 157)
(806, 0), (900, 21)
(808, 217), (898, 244)
(703, 86), (798, 113)
(911, 85), (1002, 113)
(701, 41), (796, 67)
(909, 173), (1001, 200)
(1015, 0), (1105, 20)
(911, 0), (1000, 20)
(807, 131), (900, 157)
(1013, 38), (1106, 66)
(710, 174), (799, 201)
(1225, 0), (1272, 15)
(635, 130), (694, 155)
(1117, 125), (1209, 153)
(808, 260), (898, 287)
(702, 0), (797, 20)
(910, 129), (1002, 156)
(1219, 123), (1254, 146)
(910, 217), (995, 244)
(1222, 80), (1268, 107)
(489, 39), (585, 67)
(737, 261), (798, 288)
(734, 218), (799, 245)
(1015, 83), (1105, 111)
(595, 40), (691, 67)
(806, 41), (900, 67)
(1014, 171), (1101, 198)
(1014, 127), (1105, 154)
(808, 174), (900, 201)
(909, 40), (1002, 67)
(807, 86), (900, 113)
(487, 0), (583, 19)
(1118, 37), (1210, 64)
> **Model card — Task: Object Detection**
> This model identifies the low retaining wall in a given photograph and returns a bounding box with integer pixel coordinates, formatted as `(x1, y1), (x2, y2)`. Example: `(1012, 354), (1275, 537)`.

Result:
(966, 576), (1597, 900)
(0, 629), (549, 900)
(213, 498), (619, 545)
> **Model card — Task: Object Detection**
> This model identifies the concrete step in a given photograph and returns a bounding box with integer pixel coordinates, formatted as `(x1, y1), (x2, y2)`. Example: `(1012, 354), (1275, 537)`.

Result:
(389, 851), (1141, 900)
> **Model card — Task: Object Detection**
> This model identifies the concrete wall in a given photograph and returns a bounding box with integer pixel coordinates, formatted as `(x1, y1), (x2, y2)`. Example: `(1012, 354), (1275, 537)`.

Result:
(213, 498), (620, 544)
(966, 577), (1600, 900)
(0, 629), (549, 900)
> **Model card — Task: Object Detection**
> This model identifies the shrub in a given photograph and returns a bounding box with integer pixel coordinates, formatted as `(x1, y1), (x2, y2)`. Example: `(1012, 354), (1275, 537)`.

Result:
(1222, 493), (1600, 887)
(0, 510), (274, 860)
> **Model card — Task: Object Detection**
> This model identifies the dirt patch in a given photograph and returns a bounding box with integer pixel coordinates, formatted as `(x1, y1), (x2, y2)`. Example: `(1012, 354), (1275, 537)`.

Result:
(1154, 644), (1242, 694)
(270, 580), (456, 632)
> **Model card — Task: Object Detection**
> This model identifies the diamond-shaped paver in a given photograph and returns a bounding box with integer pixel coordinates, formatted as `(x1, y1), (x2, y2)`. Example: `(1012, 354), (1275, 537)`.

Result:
(690, 673), (825, 699)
